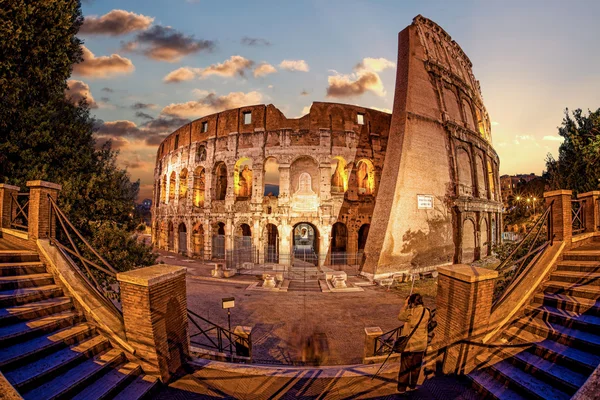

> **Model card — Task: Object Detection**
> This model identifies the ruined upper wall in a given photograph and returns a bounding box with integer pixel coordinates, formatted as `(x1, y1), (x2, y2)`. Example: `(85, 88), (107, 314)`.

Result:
(156, 102), (392, 160)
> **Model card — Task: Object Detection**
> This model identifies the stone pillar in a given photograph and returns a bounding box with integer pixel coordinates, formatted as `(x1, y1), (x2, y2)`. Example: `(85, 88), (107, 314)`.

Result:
(544, 190), (573, 243)
(279, 222), (292, 266)
(319, 163), (332, 202)
(319, 225), (332, 267)
(0, 184), (20, 229)
(234, 325), (252, 359)
(435, 264), (497, 375)
(26, 180), (61, 240)
(363, 326), (383, 361)
(117, 265), (189, 382)
(577, 191), (600, 233)
(278, 163), (291, 207)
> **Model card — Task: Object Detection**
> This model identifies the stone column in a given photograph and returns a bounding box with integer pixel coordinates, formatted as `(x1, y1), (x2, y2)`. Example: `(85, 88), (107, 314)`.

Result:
(434, 264), (497, 375)
(577, 191), (600, 233)
(279, 222), (292, 267)
(363, 326), (383, 361)
(26, 180), (61, 240)
(319, 225), (332, 267)
(319, 163), (332, 202)
(544, 190), (573, 243)
(117, 265), (189, 382)
(278, 163), (291, 207)
(0, 184), (20, 229)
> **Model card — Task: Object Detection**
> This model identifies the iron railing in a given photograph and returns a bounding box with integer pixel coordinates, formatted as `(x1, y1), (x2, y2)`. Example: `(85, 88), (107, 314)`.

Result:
(10, 193), (29, 231)
(492, 201), (554, 309)
(47, 195), (121, 313)
(571, 199), (586, 234)
(188, 309), (251, 358)
(374, 325), (403, 356)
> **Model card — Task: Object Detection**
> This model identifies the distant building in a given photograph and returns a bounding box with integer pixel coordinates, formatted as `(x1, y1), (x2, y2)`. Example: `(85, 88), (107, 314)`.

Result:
(500, 173), (541, 205)
(141, 199), (152, 211)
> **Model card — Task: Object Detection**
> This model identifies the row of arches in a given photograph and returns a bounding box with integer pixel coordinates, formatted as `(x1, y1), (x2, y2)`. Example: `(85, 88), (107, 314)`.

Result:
(456, 147), (498, 201)
(461, 215), (495, 263)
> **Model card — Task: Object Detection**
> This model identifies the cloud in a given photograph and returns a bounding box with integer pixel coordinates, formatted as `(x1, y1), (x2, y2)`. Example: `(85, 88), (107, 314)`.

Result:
(163, 67), (199, 83)
(80, 9), (154, 35)
(123, 25), (215, 62)
(161, 91), (263, 118)
(95, 136), (130, 150)
(73, 45), (134, 78)
(200, 55), (254, 78)
(101, 87), (114, 92)
(254, 62), (277, 78)
(241, 37), (271, 46)
(279, 59), (309, 72)
(131, 102), (157, 110)
(65, 79), (97, 108)
(95, 116), (190, 147)
(355, 57), (395, 72)
(135, 111), (154, 120)
(543, 135), (563, 141)
(326, 71), (384, 98)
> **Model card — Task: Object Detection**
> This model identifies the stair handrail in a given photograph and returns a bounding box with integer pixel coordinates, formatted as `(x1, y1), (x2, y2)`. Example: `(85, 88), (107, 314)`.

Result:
(492, 201), (554, 309)
(187, 308), (251, 358)
(47, 194), (121, 313)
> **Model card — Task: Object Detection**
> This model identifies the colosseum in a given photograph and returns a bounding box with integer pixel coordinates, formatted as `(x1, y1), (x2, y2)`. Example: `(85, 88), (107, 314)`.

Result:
(152, 15), (503, 279)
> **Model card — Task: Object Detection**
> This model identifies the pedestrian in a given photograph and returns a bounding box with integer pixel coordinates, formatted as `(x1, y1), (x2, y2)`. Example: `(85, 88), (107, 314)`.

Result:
(396, 293), (430, 394)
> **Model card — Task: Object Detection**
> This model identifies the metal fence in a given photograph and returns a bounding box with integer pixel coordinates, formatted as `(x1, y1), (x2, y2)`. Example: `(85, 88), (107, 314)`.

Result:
(10, 193), (29, 231)
(571, 199), (586, 234)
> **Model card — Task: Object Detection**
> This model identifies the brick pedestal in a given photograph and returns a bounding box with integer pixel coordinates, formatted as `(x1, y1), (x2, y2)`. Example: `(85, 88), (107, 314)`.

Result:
(435, 264), (497, 374)
(117, 265), (189, 382)
(0, 184), (20, 229)
(364, 326), (383, 360)
(544, 190), (573, 243)
(577, 191), (600, 233)
(26, 180), (61, 240)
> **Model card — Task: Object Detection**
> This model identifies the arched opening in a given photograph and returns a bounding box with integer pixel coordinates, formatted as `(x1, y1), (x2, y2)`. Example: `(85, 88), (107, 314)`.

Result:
(330, 157), (348, 193)
(457, 148), (473, 197)
(168, 221), (174, 251)
(193, 166), (205, 208)
(358, 224), (370, 252)
(331, 222), (348, 265)
(234, 223), (253, 265)
(293, 222), (319, 265)
(481, 218), (489, 257)
(487, 160), (495, 201)
(178, 222), (187, 254)
(264, 223), (279, 263)
(356, 159), (375, 195)
(179, 168), (188, 200)
(193, 222), (204, 258)
(160, 175), (167, 203)
(212, 222), (225, 259)
(234, 158), (253, 200)
(196, 145), (206, 162)
(263, 157), (280, 197)
(213, 162), (227, 201)
(290, 156), (319, 212)
(462, 218), (476, 263)
(475, 155), (487, 199)
(169, 171), (176, 202)
(462, 99), (475, 131)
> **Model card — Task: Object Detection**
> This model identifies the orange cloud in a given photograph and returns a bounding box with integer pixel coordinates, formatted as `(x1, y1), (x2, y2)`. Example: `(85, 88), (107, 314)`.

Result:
(80, 9), (154, 35)
(73, 45), (134, 78)
(65, 80), (97, 108)
(161, 91), (263, 118)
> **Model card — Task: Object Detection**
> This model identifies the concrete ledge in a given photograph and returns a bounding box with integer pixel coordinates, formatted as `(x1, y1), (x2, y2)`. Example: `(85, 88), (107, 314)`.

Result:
(543, 189), (572, 197)
(0, 227), (29, 241)
(577, 190), (600, 198)
(26, 180), (62, 190)
(437, 264), (498, 283)
(572, 232), (596, 243)
(117, 264), (186, 286)
(0, 371), (22, 399)
(0, 183), (20, 191)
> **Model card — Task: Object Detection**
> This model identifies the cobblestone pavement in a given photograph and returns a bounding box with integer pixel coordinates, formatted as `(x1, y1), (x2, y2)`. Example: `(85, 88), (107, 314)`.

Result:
(158, 251), (437, 366)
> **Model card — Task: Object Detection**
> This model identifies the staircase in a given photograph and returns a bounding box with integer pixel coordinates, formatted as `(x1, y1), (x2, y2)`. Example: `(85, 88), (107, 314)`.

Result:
(0, 247), (159, 399)
(469, 241), (600, 399)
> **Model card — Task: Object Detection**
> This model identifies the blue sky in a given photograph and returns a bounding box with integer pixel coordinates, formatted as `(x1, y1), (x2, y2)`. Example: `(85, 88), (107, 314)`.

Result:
(74, 0), (600, 200)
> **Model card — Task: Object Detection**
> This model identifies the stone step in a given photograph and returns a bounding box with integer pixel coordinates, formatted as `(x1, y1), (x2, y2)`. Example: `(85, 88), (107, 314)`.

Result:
(543, 281), (600, 300)
(0, 296), (72, 326)
(556, 260), (600, 273)
(112, 374), (160, 400)
(533, 292), (600, 316)
(0, 252), (40, 264)
(21, 348), (125, 400)
(70, 361), (141, 400)
(0, 284), (63, 307)
(5, 334), (111, 391)
(549, 271), (600, 286)
(525, 304), (600, 331)
(482, 356), (571, 400)
(0, 262), (46, 276)
(563, 249), (600, 262)
(513, 315), (600, 352)
(0, 322), (95, 369)
(468, 368), (526, 400)
(0, 273), (54, 291)
(0, 310), (81, 347)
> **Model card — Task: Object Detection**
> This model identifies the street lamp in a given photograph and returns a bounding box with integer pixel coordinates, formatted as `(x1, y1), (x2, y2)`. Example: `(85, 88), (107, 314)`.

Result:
(222, 297), (235, 357)
(533, 197), (537, 215)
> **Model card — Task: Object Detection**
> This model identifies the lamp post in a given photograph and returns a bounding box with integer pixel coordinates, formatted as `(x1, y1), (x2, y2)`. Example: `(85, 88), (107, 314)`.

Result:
(222, 297), (235, 357)
(533, 197), (537, 215)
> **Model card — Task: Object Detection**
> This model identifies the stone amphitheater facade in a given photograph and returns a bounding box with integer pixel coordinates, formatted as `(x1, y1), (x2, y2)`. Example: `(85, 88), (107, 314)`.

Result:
(152, 15), (503, 278)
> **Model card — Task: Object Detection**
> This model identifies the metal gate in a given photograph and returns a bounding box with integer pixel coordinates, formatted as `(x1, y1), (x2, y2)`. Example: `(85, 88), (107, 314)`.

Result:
(212, 235), (225, 259)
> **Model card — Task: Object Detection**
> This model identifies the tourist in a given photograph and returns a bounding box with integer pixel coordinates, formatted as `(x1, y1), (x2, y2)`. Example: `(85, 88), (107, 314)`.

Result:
(396, 293), (430, 394)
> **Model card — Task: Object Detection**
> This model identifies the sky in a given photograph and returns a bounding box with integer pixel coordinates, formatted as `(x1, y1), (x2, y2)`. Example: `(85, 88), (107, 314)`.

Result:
(73, 0), (600, 200)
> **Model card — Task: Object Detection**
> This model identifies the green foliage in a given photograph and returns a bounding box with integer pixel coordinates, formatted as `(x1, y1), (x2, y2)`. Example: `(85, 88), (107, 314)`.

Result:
(546, 108), (600, 195)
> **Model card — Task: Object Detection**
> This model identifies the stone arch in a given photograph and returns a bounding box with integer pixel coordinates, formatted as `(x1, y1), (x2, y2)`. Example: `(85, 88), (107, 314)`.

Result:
(330, 156), (348, 193)
(212, 222), (226, 259)
(160, 175), (167, 204)
(213, 162), (227, 201)
(169, 171), (176, 202)
(443, 86), (461, 122)
(461, 98), (476, 131)
(234, 157), (253, 199)
(462, 218), (476, 263)
(178, 222), (187, 254)
(290, 156), (319, 212)
(358, 223), (370, 252)
(192, 221), (204, 258)
(193, 166), (205, 207)
(196, 144), (206, 162)
(456, 147), (473, 197)
(487, 160), (496, 201)
(331, 222), (348, 265)
(263, 157), (280, 197)
(292, 222), (319, 265)
(179, 168), (188, 200)
(168, 220), (175, 251)
(264, 223), (279, 263)
(356, 159), (376, 195)
(480, 217), (489, 257)
(234, 223), (253, 264)
(475, 154), (487, 199)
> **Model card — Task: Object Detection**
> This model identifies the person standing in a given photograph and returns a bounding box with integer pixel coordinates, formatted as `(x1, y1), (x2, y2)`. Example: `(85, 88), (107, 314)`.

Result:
(396, 293), (430, 393)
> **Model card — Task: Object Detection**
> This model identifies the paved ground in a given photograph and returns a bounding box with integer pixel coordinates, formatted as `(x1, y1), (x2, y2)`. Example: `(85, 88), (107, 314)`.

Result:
(157, 250), (437, 366)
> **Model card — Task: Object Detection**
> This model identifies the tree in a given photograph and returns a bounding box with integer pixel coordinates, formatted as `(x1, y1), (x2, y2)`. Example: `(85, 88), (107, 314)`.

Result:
(0, 0), (156, 270)
(546, 108), (600, 195)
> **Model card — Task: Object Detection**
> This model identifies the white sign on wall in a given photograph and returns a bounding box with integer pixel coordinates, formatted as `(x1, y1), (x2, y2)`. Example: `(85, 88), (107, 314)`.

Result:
(417, 195), (434, 209)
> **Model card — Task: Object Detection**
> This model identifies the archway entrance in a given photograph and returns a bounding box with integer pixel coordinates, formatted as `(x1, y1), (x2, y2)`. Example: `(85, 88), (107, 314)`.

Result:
(331, 222), (347, 265)
(293, 223), (319, 265)
(265, 224), (279, 263)
(212, 222), (225, 259)
(234, 223), (253, 265)
(193, 223), (204, 258)
(358, 224), (370, 252)
(168, 221), (174, 251)
(178, 223), (187, 254)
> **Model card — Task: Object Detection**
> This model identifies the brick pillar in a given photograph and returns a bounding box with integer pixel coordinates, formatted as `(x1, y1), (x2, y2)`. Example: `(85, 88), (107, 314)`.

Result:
(577, 191), (600, 232)
(117, 265), (189, 382)
(435, 264), (497, 375)
(234, 325), (252, 359)
(26, 180), (61, 240)
(363, 326), (383, 361)
(0, 184), (20, 229)
(544, 190), (573, 242)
